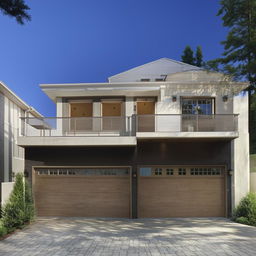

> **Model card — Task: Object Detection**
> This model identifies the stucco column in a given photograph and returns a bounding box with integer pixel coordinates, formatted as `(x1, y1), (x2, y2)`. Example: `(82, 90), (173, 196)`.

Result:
(93, 100), (101, 132)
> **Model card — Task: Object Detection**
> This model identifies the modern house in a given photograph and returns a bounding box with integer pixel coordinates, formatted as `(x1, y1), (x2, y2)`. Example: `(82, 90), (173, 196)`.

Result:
(0, 81), (42, 204)
(17, 58), (250, 218)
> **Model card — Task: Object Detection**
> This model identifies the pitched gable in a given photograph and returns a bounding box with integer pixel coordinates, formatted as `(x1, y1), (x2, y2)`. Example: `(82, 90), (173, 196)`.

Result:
(108, 58), (201, 83)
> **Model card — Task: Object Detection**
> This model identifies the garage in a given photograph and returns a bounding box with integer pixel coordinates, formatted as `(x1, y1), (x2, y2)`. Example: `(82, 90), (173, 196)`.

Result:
(33, 167), (131, 217)
(138, 166), (226, 218)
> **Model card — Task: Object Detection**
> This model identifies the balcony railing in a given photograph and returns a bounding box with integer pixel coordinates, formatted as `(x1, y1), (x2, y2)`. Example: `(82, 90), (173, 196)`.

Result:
(20, 116), (135, 137)
(20, 114), (238, 137)
(136, 114), (238, 133)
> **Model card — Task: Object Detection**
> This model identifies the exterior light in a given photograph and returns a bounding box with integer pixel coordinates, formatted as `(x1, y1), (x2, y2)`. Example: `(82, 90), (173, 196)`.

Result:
(228, 169), (233, 176)
(172, 96), (177, 102)
(223, 95), (228, 102)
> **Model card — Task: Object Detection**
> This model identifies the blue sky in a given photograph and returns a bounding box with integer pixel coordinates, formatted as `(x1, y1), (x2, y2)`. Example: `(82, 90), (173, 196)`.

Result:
(0, 0), (227, 116)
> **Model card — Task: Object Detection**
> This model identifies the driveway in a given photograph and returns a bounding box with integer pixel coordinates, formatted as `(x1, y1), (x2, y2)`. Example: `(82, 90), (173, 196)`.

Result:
(0, 218), (255, 256)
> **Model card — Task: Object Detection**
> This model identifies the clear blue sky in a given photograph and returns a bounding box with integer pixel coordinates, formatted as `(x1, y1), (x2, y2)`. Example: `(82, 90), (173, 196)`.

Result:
(0, 0), (227, 116)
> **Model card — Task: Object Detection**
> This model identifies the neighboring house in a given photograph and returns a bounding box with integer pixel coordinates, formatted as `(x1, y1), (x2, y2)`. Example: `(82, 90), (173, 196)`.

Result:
(17, 58), (250, 218)
(0, 81), (42, 204)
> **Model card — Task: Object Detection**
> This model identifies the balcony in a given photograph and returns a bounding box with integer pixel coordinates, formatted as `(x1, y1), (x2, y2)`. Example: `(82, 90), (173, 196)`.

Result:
(18, 114), (239, 146)
(136, 114), (239, 139)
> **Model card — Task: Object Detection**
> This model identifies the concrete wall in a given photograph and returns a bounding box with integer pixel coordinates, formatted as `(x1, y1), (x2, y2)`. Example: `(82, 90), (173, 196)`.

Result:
(250, 155), (256, 192)
(1, 182), (14, 206)
(232, 94), (250, 206)
(250, 173), (256, 193)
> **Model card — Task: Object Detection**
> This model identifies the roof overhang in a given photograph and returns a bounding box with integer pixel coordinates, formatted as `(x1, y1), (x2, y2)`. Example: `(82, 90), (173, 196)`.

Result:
(40, 82), (162, 102)
(0, 81), (43, 118)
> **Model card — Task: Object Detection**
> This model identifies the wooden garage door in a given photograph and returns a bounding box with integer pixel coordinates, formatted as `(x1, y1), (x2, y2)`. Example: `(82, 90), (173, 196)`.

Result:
(34, 167), (131, 217)
(138, 166), (226, 218)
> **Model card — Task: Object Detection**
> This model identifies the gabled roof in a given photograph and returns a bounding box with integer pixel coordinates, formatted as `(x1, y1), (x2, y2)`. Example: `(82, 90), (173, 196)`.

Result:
(0, 81), (43, 118)
(108, 58), (202, 82)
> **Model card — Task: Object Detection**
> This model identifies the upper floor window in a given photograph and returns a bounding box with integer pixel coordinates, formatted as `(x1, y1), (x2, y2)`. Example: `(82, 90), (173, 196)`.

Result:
(181, 98), (214, 115)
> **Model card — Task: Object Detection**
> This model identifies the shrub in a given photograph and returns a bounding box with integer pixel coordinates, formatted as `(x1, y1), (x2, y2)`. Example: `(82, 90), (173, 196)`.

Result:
(1, 173), (34, 232)
(0, 222), (7, 237)
(233, 192), (256, 226)
(24, 179), (35, 222)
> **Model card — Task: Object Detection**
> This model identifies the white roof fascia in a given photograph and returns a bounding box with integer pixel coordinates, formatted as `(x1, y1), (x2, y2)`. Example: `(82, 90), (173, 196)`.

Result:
(40, 82), (162, 102)
(0, 81), (43, 118)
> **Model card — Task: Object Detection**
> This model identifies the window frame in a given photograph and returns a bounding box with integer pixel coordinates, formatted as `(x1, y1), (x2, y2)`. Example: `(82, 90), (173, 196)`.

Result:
(180, 97), (215, 115)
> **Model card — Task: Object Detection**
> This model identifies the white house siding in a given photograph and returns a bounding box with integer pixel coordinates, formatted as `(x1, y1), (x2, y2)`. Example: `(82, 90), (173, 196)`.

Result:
(232, 94), (250, 206)
(108, 58), (201, 83)
(3, 96), (25, 182)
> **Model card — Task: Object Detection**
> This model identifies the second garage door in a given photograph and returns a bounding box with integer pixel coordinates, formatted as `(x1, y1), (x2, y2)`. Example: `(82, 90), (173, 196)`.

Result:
(138, 166), (226, 218)
(34, 167), (131, 218)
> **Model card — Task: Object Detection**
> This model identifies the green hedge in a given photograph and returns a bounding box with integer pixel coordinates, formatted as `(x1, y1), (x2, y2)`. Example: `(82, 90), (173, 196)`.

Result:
(233, 192), (256, 226)
(1, 173), (35, 234)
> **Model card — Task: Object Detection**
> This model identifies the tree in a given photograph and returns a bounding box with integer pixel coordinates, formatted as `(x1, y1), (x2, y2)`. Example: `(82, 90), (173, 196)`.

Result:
(209, 0), (256, 153)
(2, 173), (34, 232)
(0, 0), (31, 24)
(195, 46), (203, 67)
(2, 173), (25, 231)
(181, 46), (195, 65)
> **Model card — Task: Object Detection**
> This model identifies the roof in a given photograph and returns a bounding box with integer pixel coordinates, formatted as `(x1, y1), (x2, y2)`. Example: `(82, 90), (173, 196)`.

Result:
(0, 81), (43, 118)
(108, 58), (202, 82)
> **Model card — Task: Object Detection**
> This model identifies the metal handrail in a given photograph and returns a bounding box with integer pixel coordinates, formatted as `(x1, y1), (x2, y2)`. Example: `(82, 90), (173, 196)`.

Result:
(20, 114), (239, 136)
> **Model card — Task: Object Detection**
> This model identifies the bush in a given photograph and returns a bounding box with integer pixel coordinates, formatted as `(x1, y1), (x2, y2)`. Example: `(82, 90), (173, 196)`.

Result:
(0, 222), (7, 237)
(233, 192), (256, 226)
(1, 173), (34, 232)
(24, 179), (35, 222)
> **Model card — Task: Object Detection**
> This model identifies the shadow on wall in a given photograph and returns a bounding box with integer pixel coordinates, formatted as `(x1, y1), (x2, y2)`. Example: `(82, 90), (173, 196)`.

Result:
(250, 154), (256, 192)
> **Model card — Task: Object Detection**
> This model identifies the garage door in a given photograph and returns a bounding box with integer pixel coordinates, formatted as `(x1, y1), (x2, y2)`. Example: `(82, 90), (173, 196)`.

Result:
(138, 166), (226, 218)
(34, 167), (131, 217)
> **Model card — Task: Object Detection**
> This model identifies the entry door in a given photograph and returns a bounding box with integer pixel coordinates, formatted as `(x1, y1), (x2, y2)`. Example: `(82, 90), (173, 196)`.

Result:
(137, 100), (155, 132)
(70, 102), (93, 131)
(102, 102), (122, 131)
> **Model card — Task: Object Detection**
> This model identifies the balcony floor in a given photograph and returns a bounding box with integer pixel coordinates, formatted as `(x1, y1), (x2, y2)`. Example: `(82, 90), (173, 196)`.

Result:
(17, 136), (137, 147)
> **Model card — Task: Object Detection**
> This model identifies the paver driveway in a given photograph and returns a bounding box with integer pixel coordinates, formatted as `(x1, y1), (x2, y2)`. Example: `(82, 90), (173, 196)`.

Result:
(0, 217), (255, 256)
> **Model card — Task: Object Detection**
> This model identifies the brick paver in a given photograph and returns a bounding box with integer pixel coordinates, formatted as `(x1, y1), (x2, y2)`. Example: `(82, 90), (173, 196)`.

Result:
(0, 218), (255, 256)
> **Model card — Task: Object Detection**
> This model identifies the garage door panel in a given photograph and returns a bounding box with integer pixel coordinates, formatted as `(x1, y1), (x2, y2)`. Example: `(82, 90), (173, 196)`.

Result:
(138, 168), (226, 218)
(34, 170), (130, 218)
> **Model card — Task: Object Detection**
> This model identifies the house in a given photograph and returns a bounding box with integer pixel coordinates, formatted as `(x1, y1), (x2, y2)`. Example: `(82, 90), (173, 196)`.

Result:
(17, 58), (250, 218)
(0, 81), (42, 204)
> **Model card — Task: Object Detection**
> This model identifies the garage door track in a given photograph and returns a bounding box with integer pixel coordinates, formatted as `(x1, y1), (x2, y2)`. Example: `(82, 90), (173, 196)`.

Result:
(0, 217), (255, 256)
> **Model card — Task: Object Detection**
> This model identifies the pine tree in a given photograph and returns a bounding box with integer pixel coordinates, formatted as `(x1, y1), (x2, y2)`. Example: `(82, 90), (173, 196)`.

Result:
(209, 0), (256, 153)
(195, 46), (203, 67)
(181, 46), (195, 65)
(24, 179), (35, 222)
(0, 0), (31, 24)
(2, 173), (25, 231)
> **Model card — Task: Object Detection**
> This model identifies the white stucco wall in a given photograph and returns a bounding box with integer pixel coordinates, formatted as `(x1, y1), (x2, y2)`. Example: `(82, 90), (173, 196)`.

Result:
(1, 182), (14, 206)
(250, 173), (256, 193)
(231, 94), (250, 207)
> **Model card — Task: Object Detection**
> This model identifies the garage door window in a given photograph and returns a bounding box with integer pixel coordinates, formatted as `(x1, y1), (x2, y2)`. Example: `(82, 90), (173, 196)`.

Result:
(190, 167), (222, 176)
(139, 166), (224, 177)
(36, 168), (129, 176)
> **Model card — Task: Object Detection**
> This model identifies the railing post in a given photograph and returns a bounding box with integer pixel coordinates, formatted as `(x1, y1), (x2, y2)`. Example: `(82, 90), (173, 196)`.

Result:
(74, 118), (76, 136)
(196, 115), (199, 132)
